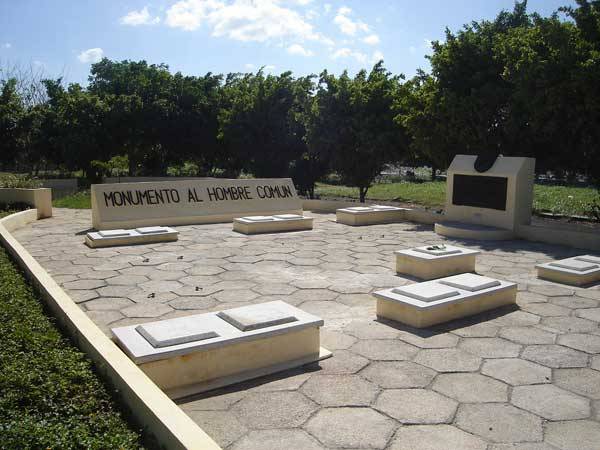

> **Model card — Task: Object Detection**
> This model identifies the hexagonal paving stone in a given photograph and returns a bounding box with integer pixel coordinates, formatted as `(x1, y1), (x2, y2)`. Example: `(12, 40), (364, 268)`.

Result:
(301, 375), (379, 407)
(511, 384), (590, 420)
(389, 425), (487, 450)
(84, 297), (134, 311)
(498, 326), (556, 344)
(304, 407), (396, 449)
(231, 391), (317, 429)
(317, 350), (369, 374)
(481, 358), (551, 386)
(523, 303), (572, 316)
(63, 279), (107, 290)
(344, 320), (399, 340)
(554, 368), (600, 399)
(231, 429), (323, 450)
(252, 283), (297, 295)
(552, 296), (599, 309)
(169, 296), (219, 311)
(450, 322), (499, 338)
(186, 265), (225, 276)
(592, 355), (600, 371)
(107, 274), (149, 286)
(396, 330), (460, 348)
(289, 289), (338, 302)
(375, 389), (457, 424)
(299, 300), (352, 319)
(576, 308), (600, 322)
(290, 278), (331, 289)
(138, 280), (183, 293)
(528, 285), (574, 297)
(350, 339), (419, 361)
(522, 345), (589, 368)
(459, 337), (521, 358)
(545, 420), (600, 450)
(213, 290), (260, 303)
(455, 403), (543, 443)
(121, 303), (173, 318)
(432, 373), (508, 402)
(320, 329), (357, 350)
(557, 333), (600, 354)
(413, 348), (482, 372)
(490, 444), (558, 450)
(542, 317), (598, 333)
(185, 410), (247, 448)
(361, 361), (437, 389)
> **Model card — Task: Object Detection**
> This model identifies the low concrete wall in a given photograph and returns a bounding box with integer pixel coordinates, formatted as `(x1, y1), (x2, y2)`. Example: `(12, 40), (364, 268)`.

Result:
(0, 210), (221, 450)
(0, 188), (52, 219)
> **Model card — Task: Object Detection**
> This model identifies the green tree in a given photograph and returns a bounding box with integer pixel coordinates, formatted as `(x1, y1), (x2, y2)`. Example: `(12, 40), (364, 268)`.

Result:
(0, 79), (24, 170)
(307, 62), (408, 202)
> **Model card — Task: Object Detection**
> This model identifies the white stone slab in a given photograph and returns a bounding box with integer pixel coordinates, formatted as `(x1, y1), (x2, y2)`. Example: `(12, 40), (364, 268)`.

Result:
(112, 301), (323, 364)
(371, 205), (401, 211)
(346, 207), (373, 212)
(273, 214), (304, 220)
(440, 273), (501, 292)
(91, 178), (302, 230)
(99, 229), (131, 237)
(393, 283), (460, 302)
(550, 258), (599, 272)
(135, 226), (170, 234)
(575, 255), (600, 265)
(136, 321), (219, 348)
(412, 245), (463, 256)
(243, 215), (276, 222)
(217, 302), (298, 331)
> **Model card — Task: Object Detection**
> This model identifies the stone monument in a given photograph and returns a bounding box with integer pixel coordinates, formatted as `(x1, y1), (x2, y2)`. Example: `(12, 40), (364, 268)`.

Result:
(435, 154), (535, 240)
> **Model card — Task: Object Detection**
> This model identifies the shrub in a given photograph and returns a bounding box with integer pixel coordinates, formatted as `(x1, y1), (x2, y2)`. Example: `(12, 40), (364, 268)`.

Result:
(0, 173), (41, 189)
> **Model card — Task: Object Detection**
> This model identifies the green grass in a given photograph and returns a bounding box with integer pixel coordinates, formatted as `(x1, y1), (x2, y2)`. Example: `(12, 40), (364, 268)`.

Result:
(316, 181), (599, 217)
(53, 181), (599, 218)
(0, 238), (144, 448)
(54, 190), (92, 209)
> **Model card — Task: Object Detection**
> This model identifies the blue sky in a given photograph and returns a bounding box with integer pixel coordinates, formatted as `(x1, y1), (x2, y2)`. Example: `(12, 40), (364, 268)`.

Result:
(0, 0), (576, 85)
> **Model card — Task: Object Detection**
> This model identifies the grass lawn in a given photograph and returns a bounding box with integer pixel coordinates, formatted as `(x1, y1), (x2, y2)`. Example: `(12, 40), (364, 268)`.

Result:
(316, 182), (599, 218)
(0, 223), (145, 448)
(53, 182), (598, 218)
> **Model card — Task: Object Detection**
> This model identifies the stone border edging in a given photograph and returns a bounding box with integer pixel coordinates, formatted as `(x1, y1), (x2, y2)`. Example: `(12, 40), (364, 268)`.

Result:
(0, 209), (221, 450)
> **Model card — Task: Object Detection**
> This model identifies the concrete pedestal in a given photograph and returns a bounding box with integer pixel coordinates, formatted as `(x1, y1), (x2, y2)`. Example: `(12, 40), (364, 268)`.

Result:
(112, 301), (330, 399)
(336, 205), (410, 226)
(374, 273), (517, 328)
(434, 221), (515, 241)
(85, 226), (178, 248)
(536, 255), (600, 286)
(395, 245), (480, 280)
(233, 214), (313, 234)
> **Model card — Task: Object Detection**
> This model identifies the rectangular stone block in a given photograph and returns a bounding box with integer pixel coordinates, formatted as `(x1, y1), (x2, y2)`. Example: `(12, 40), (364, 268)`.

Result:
(91, 178), (302, 230)
(374, 274), (517, 328)
(395, 245), (480, 280)
(536, 256), (600, 286)
(85, 226), (178, 248)
(112, 301), (330, 399)
(233, 214), (313, 234)
(336, 205), (410, 226)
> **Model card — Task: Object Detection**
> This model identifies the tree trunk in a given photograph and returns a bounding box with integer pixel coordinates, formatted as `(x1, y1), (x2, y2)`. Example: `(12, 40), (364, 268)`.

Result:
(431, 164), (437, 181)
(359, 186), (368, 203)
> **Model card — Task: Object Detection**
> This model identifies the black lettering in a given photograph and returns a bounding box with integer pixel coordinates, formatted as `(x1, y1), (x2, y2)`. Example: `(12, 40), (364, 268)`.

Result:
(244, 186), (253, 199)
(104, 192), (114, 207)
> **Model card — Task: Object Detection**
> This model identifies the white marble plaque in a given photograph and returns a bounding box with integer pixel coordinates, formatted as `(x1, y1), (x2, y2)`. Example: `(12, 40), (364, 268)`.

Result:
(99, 229), (131, 237)
(393, 283), (460, 302)
(575, 255), (600, 265)
(346, 207), (373, 212)
(371, 205), (400, 211)
(91, 178), (301, 230)
(550, 258), (599, 272)
(136, 321), (219, 348)
(440, 273), (501, 291)
(217, 302), (298, 331)
(273, 214), (304, 220)
(243, 215), (276, 222)
(135, 226), (169, 234)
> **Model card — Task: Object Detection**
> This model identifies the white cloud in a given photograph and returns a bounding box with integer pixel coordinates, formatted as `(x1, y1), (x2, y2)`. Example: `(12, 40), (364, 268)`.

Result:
(333, 6), (369, 36)
(292, 0), (313, 5)
(77, 48), (104, 63)
(323, 3), (331, 14)
(408, 46), (417, 54)
(2, 43), (11, 49)
(332, 47), (367, 64)
(424, 38), (433, 49)
(245, 63), (256, 69)
(264, 64), (276, 70)
(363, 34), (379, 45)
(287, 43), (313, 56)
(120, 6), (160, 26)
(165, 0), (332, 47)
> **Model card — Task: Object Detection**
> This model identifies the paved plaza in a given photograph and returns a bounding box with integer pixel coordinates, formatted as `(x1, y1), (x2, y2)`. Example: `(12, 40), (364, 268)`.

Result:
(13, 208), (600, 450)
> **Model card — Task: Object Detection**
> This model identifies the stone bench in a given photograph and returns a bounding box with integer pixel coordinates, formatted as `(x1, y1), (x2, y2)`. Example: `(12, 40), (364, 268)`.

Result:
(85, 226), (178, 248)
(112, 301), (330, 399)
(395, 245), (480, 280)
(536, 255), (600, 286)
(374, 273), (517, 328)
(233, 214), (313, 234)
(336, 205), (410, 226)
